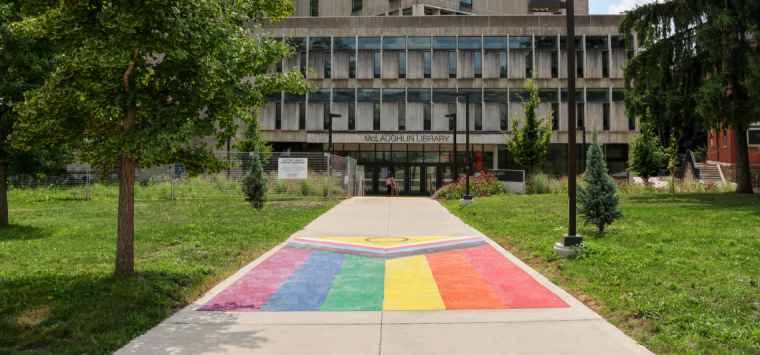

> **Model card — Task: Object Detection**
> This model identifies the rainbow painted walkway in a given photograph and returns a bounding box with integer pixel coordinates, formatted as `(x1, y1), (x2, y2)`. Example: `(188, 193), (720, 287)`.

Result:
(198, 236), (568, 312)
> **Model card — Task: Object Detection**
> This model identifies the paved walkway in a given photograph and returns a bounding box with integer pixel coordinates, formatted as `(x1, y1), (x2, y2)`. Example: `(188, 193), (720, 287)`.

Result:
(116, 197), (653, 355)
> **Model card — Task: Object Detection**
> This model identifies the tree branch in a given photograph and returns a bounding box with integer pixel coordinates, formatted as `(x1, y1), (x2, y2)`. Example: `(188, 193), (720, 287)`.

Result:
(123, 49), (139, 92)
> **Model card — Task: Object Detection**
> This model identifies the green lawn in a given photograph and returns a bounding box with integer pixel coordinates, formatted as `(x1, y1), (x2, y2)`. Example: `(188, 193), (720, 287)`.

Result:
(441, 194), (760, 355)
(0, 198), (334, 355)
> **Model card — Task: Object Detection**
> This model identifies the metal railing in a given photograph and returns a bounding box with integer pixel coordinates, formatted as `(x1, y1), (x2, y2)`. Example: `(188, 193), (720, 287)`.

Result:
(8, 152), (361, 202)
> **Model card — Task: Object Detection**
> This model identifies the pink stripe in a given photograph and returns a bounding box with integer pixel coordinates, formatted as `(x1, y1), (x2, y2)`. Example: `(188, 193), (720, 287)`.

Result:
(293, 237), (482, 252)
(197, 247), (312, 311)
(461, 245), (569, 309)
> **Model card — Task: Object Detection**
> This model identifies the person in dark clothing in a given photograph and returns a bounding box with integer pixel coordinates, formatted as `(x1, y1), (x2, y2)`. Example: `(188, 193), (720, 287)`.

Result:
(386, 171), (393, 197)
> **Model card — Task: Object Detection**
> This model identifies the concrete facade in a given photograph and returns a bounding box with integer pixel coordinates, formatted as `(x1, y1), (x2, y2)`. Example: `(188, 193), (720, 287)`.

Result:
(254, 10), (637, 193)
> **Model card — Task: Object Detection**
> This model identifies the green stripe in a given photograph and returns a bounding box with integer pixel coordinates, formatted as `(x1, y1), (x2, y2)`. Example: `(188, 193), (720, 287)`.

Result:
(320, 256), (385, 311)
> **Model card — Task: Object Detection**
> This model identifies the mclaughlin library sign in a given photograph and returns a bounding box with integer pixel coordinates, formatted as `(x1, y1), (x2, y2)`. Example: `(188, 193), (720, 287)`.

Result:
(363, 134), (451, 143)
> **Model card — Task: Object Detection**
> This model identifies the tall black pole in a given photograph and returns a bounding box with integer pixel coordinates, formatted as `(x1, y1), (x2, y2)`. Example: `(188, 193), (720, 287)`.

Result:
(464, 92), (471, 199)
(562, 0), (582, 248)
(451, 113), (458, 181)
(328, 116), (333, 156)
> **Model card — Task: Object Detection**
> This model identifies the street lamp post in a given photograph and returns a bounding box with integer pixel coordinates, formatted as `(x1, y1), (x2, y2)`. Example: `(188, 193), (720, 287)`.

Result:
(450, 92), (473, 206)
(328, 113), (341, 156)
(445, 113), (458, 183)
(530, 0), (582, 254)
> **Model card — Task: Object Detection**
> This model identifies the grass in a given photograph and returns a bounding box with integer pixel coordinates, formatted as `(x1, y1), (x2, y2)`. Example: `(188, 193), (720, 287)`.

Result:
(0, 198), (335, 355)
(441, 194), (760, 355)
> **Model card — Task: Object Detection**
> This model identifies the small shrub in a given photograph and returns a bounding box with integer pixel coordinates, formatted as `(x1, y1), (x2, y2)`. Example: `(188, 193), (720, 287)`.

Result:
(528, 171), (551, 194)
(432, 173), (504, 200)
(241, 153), (267, 210)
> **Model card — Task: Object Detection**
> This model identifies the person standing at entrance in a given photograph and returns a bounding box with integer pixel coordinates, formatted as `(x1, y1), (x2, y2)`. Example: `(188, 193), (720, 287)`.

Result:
(386, 171), (393, 197)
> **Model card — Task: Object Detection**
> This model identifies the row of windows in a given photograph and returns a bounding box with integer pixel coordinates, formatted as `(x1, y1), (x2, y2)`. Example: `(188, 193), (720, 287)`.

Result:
(272, 101), (635, 132)
(289, 49), (624, 79)
(277, 35), (633, 51)
(266, 88), (627, 103)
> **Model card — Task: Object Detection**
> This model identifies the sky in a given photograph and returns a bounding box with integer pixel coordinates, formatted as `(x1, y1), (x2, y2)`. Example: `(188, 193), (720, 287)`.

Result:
(589, 0), (657, 14)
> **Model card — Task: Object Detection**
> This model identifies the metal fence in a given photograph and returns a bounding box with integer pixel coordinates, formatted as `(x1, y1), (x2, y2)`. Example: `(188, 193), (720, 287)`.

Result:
(8, 152), (364, 201)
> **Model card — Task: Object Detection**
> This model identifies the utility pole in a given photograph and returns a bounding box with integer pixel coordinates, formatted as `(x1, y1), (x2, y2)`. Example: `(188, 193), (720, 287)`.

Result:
(450, 92), (473, 206)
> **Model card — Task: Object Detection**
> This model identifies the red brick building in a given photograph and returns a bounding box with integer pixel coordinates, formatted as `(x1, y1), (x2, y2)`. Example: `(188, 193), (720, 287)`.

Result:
(706, 123), (760, 183)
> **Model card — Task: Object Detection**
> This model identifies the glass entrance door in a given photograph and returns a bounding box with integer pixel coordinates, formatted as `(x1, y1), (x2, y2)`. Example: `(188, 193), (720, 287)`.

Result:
(393, 165), (405, 195)
(425, 166), (437, 196)
(409, 165), (422, 195)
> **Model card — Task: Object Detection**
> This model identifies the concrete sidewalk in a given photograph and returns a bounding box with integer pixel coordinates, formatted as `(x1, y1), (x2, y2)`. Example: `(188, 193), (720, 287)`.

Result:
(116, 197), (653, 355)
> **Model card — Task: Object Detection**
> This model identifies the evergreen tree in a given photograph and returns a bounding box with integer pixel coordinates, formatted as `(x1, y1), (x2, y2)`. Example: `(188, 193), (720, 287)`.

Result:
(619, 0), (760, 193)
(503, 77), (553, 173)
(0, 0), (68, 228)
(628, 120), (665, 181)
(9, 0), (307, 278)
(234, 108), (272, 171)
(241, 152), (267, 210)
(578, 123), (624, 233)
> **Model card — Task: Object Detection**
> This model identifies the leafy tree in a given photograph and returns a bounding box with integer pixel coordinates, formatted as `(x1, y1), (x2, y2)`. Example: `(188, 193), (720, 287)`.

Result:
(241, 152), (267, 210)
(0, 0), (68, 229)
(578, 123), (624, 233)
(234, 108), (272, 170)
(619, 0), (760, 193)
(503, 77), (554, 173)
(9, 0), (308, 278)
(628, 120), (665, 181)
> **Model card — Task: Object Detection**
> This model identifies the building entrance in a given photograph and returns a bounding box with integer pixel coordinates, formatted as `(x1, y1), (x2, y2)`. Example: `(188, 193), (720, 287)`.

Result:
(364, 163), (461, 196)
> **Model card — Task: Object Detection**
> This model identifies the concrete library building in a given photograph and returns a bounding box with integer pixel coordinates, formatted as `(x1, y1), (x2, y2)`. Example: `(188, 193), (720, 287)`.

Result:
(255, 0), (638, 195)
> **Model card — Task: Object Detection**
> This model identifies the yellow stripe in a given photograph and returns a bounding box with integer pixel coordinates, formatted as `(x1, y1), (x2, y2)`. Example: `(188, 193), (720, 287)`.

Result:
(383, 255), (446, 311)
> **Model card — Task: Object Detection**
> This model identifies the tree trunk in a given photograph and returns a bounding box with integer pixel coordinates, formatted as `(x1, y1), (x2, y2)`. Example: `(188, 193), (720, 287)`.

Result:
(0, 163), (8, 229)
(733, 126), (754, 194)
(115, 108), (138, 278)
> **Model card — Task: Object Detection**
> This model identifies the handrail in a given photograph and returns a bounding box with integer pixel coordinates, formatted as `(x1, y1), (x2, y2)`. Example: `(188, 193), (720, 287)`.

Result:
(682, 149), (701, 181)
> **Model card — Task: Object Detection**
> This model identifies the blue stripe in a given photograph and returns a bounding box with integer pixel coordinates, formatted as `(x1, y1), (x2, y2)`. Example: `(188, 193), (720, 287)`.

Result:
(259, 252), (346, 311)
(385, 239), (483, 254)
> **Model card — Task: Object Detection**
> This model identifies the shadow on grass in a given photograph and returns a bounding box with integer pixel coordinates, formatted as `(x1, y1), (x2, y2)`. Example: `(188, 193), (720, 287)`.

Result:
(0, 268), (266, 354)
(625, 193), (760, 216)
(0, 225), (53, 242)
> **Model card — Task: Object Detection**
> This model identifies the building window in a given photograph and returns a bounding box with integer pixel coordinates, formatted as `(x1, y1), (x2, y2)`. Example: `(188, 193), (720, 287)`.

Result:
(525, 51), (533, 77)
(474, 52), (482, 78)
(310, 0), (318, 17)
(323, 103), (331, 130)
(424, 51), (431, 78)
(474, 103), (482, 131)
(602, 51), (609, 78)
(299, 52), (306, 76)
(627, 49), (634, 60)
(324, 53), (331, 78)
(448, 103), (457, 130)
(577, 102), (584, 129)
(374, 51), (381, 78)
(277, 60), (282, 73)
(603, 103), (610, 131)
(275, 103), (282, 129)
(352, 0), (362, 11)
(460, 0), (472, 6)
(500, 103), (508, 131)
(629, 116), (636, 131)
(402, 7), (413, 15)
(373, 103), (380, 130)
(551, 51), (558, 78)
(500, 51), (507, 78)
(424, 103), (431, 130)
(299, 102), (306, 130)
(349, 103), (356, 130)
(576, 51), (584, 78)
(398, 103), (406, 131)
(551, 103), (559, 130)
(723, 133), (727, 147)
(349, 51), (356, 78)
(399, 52), (406, 78)
(710, 133), (713, 147)
(449, 51), (457, 78)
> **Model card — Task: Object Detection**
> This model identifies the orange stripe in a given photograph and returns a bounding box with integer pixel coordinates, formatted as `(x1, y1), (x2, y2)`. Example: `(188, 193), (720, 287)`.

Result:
(426, 251), (507, 310)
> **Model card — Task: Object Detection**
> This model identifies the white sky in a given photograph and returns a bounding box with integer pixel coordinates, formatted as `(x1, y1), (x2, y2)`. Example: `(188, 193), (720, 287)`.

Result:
(589, 0), (657, 14)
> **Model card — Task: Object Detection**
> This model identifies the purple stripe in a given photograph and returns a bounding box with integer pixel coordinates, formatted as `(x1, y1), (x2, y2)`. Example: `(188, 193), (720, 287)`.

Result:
(197, 247), (312, 311)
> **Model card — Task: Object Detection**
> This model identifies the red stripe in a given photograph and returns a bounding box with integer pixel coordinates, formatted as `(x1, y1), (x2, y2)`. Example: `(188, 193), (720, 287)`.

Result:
(426, 251), (507, 310)
(461, 246), (569, 309)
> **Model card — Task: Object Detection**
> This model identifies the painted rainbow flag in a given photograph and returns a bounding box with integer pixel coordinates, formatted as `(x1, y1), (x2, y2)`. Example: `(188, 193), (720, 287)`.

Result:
(198, 236), (568, 312)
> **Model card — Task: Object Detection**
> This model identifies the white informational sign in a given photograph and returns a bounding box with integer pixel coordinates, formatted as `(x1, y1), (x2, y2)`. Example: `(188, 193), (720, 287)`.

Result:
(278, 158), (308, 179)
